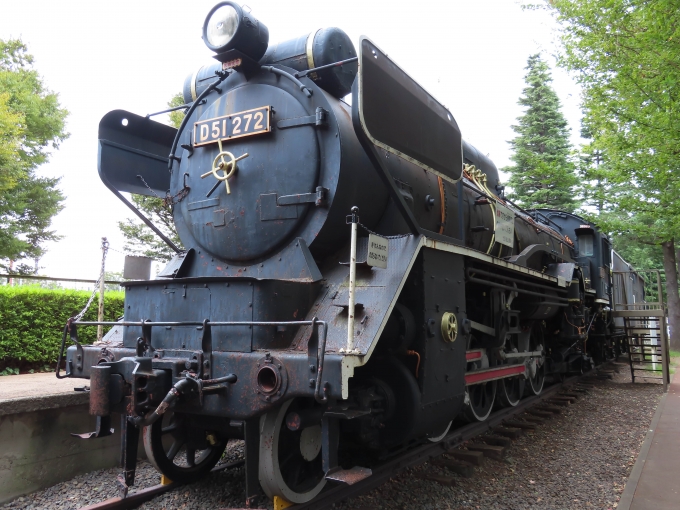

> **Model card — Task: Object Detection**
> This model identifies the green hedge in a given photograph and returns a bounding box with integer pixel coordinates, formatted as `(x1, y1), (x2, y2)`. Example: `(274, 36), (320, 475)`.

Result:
(0, 286), (125, 366)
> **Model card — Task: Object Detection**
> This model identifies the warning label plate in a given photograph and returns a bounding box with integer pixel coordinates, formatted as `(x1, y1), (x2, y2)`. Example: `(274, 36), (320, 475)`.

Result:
(495, 203), (515, 248)
(367, 234), (388, 269)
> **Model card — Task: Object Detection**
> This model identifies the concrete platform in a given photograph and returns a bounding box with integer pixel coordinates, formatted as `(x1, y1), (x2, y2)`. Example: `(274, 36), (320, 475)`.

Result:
(619, 375), (680, 509)
(0, 372), (125, 503)
(0, 372), (83, 399)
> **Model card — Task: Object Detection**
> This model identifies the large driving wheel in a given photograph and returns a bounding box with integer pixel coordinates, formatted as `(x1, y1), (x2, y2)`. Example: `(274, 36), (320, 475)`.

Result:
(259, 399), (326, 504)
(526, 324), (546, 396)
(143, 411), (227, 484)
(497, 374), (525, 407)
(463, 380), (497, 422)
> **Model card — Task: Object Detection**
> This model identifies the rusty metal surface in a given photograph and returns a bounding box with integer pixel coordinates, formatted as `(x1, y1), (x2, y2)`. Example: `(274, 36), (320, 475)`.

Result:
(292, 235), (421, 355)
(325, 466), (372, 485)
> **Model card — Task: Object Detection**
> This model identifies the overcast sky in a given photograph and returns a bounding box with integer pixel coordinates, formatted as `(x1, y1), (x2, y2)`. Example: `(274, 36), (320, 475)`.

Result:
(1, 0), (582, 281)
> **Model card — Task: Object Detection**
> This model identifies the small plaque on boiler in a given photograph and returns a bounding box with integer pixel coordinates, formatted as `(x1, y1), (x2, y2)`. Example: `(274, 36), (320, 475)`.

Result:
(367, 234), (388, 269)
(495, 202), (515, 248)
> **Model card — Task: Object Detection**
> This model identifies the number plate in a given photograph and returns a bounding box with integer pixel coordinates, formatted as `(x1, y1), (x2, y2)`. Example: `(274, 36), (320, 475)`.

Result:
(193, 106), (271, 147)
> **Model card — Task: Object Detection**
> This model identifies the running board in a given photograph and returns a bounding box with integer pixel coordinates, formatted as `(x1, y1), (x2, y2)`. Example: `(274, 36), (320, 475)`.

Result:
(465, 364), (526, 386)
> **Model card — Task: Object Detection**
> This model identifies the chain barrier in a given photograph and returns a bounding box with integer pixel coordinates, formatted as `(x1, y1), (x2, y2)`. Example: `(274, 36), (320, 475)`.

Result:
(137, 174), (190, 207)
(358, 222), (412, 240)
(72, 238), (109, 322)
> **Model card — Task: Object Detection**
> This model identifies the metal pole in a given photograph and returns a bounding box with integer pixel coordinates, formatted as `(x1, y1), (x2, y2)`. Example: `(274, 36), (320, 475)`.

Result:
(657, 270), (669, 392)
(346, 207), (359, 353)
(97, 238), (108, 342)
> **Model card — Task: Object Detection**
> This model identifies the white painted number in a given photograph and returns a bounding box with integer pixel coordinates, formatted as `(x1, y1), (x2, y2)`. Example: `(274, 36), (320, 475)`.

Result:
(233, 117), (242, 134)
(254, 111), (264, 130)
(243, 113), (253, 131)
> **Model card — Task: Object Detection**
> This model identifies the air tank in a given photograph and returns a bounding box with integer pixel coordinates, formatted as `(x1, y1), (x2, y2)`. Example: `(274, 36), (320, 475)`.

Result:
(260, 28), (357, 98)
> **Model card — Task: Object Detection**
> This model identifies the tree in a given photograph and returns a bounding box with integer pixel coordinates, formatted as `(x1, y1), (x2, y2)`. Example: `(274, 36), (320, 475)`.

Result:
(548, 0), (680, 349)
(502, 54), (579, 212)
(0, 39), (68, 273)
(118, 93), (184, 262)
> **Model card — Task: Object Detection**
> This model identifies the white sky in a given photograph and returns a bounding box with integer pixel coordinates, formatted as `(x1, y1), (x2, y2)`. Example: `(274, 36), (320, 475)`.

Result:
(1, 0), (583, 281)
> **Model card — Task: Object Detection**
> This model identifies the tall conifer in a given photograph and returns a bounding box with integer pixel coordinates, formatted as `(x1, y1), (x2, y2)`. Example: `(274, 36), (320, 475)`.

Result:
(503, 54), (578, 212)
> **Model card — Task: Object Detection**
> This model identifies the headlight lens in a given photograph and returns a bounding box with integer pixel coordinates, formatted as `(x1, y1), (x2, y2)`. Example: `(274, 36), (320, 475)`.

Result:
(205, 5), (239, 49)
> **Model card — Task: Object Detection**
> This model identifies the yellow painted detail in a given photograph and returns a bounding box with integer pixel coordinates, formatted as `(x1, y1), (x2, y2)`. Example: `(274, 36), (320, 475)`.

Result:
(441, 312), (458, 343)
(274, 495), (294, 510)
(160, 474), (173, 485)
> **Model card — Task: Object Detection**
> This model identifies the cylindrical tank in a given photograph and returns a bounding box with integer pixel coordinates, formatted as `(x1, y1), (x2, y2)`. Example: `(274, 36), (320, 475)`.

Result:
(260, 28), (357, 98)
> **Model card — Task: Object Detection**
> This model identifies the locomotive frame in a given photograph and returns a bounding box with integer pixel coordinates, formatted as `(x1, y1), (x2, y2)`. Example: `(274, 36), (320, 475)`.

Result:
(58, 2), (641, 506)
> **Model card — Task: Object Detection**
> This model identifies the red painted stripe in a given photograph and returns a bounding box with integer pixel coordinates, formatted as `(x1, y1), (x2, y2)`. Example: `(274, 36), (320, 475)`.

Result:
(465, 364), (526, 385)
(466, 350), (483, 361)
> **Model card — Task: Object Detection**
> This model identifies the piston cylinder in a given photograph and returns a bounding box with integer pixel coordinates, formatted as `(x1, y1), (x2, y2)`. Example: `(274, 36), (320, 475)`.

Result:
(89, 365), (111, 416)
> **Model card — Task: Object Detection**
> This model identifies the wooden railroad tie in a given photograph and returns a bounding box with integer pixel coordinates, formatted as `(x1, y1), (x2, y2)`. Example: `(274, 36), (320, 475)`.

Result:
(536, 404), (562, 414)
(503, 420), (537, 431)
(548, 396), (576, 404)
(544, 398), (570, 407)
(492, 426), (523, 439)
(430, 457), (475, 478)
(479, 434), (513, 447)
(466, 443), (506, 461)
(527, 409), (554, 419)
(521, 415), (546, 424)
(415, 472), (457, 486)
(446, 449), (485, 466)
(559, 392), (580, 399)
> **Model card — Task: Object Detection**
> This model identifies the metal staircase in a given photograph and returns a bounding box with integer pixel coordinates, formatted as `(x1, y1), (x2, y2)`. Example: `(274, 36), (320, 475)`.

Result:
(611, 270), (670, 392)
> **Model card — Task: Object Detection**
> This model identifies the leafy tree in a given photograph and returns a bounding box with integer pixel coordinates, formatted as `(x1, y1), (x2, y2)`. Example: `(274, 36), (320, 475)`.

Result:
(118, 93), (184, 262)
(0, 39), (68, 273)
(502, 54), (579, 212)
(548, 0), (680, 348)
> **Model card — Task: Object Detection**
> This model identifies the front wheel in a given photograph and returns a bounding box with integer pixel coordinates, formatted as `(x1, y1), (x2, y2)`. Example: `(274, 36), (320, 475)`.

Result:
(259, 399), (326, 504)
(143, 411), (227, 484)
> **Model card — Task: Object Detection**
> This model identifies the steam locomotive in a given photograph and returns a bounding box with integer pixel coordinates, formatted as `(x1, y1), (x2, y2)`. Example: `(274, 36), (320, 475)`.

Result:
(58, 2), (635, 505)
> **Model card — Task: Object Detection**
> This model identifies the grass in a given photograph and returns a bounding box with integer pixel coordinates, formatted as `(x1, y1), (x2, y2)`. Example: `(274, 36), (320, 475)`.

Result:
(670, 349), (680, 369)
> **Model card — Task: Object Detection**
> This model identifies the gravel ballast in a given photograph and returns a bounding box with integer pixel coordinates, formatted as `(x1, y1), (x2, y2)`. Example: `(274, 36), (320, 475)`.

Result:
(6, 362), (663, 510)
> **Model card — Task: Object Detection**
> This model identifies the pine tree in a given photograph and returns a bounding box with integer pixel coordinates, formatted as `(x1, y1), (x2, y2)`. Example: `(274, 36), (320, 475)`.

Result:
(0, 39), (68, 273)
(503, 54), (579, 212)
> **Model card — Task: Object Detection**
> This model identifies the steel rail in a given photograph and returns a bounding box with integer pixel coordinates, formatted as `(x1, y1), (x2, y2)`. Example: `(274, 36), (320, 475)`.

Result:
(76, 372), (591, 510)
(292, 374), (582, 510)
(77, 459), (244, 510)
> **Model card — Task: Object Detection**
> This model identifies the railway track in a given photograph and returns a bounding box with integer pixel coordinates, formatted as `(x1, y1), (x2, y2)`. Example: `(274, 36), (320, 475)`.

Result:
(78, 369), (612, 510)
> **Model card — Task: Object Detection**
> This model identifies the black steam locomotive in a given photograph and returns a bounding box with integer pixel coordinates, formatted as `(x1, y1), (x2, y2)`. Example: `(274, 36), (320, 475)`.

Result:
(58, 2), (634, 505)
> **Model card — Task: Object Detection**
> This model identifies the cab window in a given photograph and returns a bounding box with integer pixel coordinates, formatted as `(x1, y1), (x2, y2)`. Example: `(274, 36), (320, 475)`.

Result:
(579, 234), (594, 256)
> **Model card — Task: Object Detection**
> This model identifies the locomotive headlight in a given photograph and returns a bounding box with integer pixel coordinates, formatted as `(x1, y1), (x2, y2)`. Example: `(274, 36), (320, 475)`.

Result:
(202, 2), (269, 62)
(205, 4), (239, 49)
